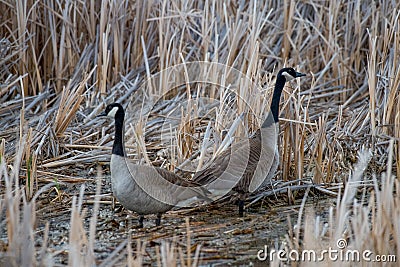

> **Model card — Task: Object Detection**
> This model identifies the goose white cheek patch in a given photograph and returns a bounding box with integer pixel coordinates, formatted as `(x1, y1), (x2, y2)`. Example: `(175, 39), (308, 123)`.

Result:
(282, 71), (294, 81)
(107, 106), (119, 118)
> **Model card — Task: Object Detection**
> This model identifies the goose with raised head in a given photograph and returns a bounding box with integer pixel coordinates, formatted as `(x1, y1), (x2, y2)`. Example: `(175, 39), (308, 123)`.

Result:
(192, 67), (306, 216)
(99, 103), (210, 227)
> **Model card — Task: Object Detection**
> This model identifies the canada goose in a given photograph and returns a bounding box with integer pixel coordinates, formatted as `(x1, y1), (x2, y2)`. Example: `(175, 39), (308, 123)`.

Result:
(192, 68), (306, 216)
(99, 103), (210, 227)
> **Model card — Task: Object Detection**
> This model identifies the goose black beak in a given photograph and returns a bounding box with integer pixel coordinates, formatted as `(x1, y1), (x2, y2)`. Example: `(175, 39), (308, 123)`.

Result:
(295, 72), (306, 77)
(97, 111), (107, 118)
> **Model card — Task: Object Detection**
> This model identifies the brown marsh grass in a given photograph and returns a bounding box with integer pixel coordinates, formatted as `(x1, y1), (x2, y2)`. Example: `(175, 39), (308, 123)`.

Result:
(0, 0), (399, 265)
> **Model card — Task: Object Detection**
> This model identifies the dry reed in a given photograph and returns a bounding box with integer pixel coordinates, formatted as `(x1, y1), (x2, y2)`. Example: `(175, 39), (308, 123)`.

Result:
(0, 0), (399, 265)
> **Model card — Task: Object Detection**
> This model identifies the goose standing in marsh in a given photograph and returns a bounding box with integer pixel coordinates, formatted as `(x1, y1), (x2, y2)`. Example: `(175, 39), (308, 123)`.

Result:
(99, 103), (210, 227)
(192, 68), (306, 216)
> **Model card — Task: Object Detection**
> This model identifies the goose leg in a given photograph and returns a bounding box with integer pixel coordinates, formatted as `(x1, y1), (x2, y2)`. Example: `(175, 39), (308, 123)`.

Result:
(138, 215), (144, 228)
(155, 213), (162, 226)
(238, 199), (245, 217)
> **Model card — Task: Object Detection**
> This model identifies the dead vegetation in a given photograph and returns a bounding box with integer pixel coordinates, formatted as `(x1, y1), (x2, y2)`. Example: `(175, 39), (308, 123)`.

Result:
(0, 0), (399, 266)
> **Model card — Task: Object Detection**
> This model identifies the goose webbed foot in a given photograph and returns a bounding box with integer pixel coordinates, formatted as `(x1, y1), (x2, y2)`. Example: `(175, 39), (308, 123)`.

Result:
(138, 215), (144, 228)
(238, 199), (245, 217)
(155, 213), (162, 226)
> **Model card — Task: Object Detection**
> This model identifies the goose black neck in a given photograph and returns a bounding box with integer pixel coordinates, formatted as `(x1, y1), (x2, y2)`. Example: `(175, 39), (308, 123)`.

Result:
(112, 111), (125, 157)
(269, 75), (286, 123)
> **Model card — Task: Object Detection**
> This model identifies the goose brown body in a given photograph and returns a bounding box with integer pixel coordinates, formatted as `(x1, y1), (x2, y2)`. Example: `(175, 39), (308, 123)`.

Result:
(192, 114), (278, 200)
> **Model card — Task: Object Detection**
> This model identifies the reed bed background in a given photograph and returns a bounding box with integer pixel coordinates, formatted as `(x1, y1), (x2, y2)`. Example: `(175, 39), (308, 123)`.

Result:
(0, 0), (399, 265)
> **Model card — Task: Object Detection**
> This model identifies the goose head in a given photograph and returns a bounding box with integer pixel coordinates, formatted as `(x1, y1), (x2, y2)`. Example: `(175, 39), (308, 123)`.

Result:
(99, 103), (125, 118)
(278, 67), (306, 82)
